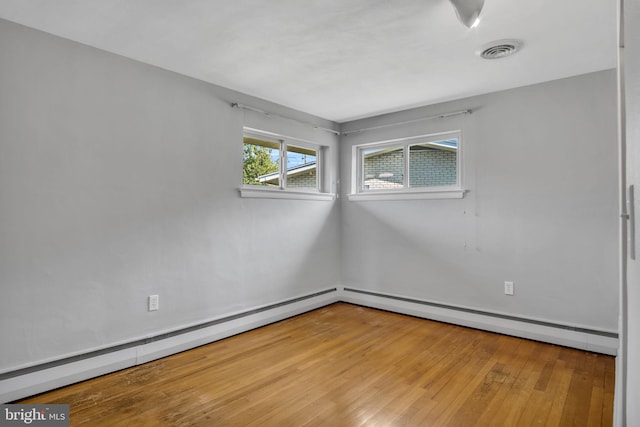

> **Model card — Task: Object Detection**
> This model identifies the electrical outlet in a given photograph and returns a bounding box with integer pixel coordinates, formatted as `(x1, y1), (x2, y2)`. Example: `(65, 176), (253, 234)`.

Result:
(148, 294), (159, 311)
(504, 281), (514, 296)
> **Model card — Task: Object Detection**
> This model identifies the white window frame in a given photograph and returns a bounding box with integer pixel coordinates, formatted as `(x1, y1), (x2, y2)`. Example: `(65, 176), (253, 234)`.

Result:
(240, 128), (334, 201)
(349, 130), (465, 201)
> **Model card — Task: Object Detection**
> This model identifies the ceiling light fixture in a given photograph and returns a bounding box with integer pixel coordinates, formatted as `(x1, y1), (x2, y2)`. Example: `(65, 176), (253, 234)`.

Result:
(449, 0), (485, 29)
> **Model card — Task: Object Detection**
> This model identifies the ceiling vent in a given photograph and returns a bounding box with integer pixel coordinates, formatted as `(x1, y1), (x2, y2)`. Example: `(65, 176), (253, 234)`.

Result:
(479, 39), (523, 60)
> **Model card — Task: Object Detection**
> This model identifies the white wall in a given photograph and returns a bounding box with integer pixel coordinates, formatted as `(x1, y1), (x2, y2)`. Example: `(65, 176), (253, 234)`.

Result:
(622, 0), (640, 423)
(340, 70), (619, 333)
(0, 15), (622, 405)
(0, 18), (341, 374)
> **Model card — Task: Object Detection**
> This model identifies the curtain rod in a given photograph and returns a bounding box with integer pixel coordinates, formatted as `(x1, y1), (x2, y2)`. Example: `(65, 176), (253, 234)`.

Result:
(231, 102), (341, 136)
(341, 109), (472, 136)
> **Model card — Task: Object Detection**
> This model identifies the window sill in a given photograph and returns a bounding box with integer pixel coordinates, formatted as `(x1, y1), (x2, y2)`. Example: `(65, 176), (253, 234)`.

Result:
(347, 189), (466, 201)
(240, 187), (336, 201)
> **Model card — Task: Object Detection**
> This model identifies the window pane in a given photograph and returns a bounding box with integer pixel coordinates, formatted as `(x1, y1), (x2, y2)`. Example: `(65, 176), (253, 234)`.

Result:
(286, 145), (318, 189)
(362, 146), (404, 191)
(409, 138), (458, 187)
(243, 137), (280, 187)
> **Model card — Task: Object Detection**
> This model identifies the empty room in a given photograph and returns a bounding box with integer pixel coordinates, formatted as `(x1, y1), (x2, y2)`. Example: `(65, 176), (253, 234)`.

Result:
(1, 0), (639, 426)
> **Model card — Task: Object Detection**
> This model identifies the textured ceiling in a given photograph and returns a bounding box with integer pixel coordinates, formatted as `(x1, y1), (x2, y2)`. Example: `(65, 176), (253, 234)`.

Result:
(0, 0), (617, 122)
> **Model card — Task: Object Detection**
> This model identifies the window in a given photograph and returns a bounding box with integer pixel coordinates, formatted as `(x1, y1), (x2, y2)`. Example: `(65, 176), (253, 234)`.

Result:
(362, 145), (404, 190)
(243, 135), (281, 187)
(241, 129), (332, 200)
(285, 144), (318, 190)
(351, 131), (464, 200)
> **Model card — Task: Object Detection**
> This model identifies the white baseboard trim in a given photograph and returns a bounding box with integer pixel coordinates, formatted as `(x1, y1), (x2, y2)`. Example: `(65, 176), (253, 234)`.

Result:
(339, 287), (618, 356)
(0, 288), (339, 403)
(1, 285), (617, 403)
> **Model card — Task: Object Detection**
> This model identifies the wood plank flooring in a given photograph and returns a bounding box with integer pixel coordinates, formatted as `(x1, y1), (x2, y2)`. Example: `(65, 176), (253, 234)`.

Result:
(18, 303), (615, 426)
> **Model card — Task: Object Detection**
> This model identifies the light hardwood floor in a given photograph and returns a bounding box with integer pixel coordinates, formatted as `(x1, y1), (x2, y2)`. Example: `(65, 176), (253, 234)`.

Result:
(19, 303), (615, 426)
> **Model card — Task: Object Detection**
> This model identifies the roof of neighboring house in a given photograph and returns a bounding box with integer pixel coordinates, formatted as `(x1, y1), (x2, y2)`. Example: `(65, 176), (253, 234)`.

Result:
(363, 139), (458, 158)
(255, 140), (457, 184)
(257, 161), (317, 183)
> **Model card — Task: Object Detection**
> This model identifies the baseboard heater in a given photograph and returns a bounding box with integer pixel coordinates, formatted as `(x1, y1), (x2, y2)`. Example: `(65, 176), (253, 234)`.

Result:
(0, 287), (338, 402)
(1, 285), (617, 402)
(341, 287), (618, 355)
